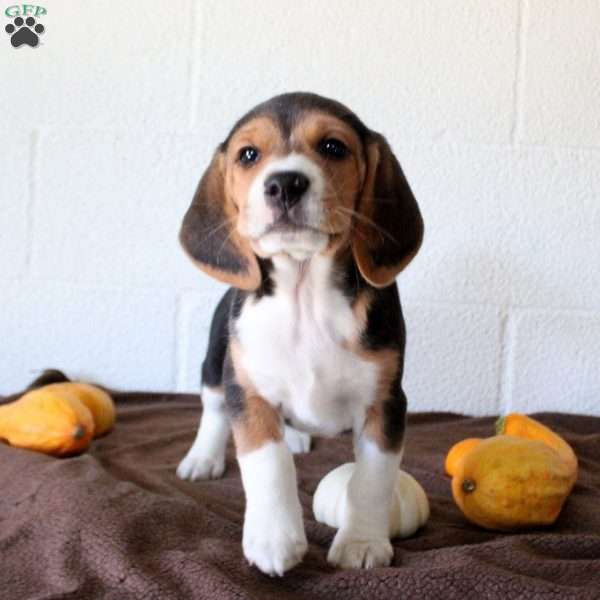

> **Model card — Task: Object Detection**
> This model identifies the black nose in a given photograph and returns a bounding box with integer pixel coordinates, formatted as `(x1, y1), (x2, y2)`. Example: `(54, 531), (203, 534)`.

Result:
(264, 171), (310, 210)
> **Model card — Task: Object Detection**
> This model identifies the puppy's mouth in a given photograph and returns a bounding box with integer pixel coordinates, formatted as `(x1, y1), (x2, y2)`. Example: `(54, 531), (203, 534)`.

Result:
(263, 216), (325, 237)
(252, 217), (331, 260)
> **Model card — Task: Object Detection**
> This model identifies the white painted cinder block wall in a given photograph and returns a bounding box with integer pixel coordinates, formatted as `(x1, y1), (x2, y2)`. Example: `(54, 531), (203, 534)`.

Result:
(1, 1), (599, 415)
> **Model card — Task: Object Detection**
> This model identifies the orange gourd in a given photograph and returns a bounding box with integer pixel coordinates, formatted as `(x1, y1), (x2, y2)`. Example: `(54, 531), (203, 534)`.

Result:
(444, 438), (482, 476)
(44, 382), (115, 437)
(451, 435), (576, 530)
(0, 387), (94, 456)
(0, 375), (116, 456)
(496, 413), (578, 480)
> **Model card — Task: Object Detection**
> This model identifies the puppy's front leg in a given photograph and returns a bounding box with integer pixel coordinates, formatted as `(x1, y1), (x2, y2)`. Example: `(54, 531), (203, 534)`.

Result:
(327, 438), (400, 568)
(233, 394), (307, 576)
(327, 394), (405, 569)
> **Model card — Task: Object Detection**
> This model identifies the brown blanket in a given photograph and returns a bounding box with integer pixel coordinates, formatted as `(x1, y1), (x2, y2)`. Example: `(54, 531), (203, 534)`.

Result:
(1, 391), (599, 599)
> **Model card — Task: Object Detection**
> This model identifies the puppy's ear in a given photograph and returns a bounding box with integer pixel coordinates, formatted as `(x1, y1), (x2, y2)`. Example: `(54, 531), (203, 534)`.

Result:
(352, 133), (424, 288)
(180, 150), (261, 291)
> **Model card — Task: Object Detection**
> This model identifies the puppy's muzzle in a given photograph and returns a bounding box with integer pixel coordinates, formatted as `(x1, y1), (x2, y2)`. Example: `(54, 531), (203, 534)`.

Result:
(264, 170), (310, 215)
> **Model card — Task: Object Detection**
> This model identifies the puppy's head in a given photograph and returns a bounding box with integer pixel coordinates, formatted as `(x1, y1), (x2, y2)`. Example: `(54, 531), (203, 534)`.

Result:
(181, 92), (423, 290)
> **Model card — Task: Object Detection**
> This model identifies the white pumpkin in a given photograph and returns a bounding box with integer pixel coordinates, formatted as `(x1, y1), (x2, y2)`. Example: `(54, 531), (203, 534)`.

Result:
(313, 462), (429, 538)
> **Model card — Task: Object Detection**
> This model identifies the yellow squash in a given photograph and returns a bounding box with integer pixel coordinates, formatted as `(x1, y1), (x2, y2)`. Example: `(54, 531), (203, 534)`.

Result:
(0, 387), (95, 456)
(44, 382), (115, 437)
(497, 413), (578, 480)
(445, 437), (482, 476)
(451, 435), (576, 530)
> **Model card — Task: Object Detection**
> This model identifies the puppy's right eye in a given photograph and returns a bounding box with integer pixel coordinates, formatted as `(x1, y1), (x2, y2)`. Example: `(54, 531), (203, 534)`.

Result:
(238, 146), (260, 166)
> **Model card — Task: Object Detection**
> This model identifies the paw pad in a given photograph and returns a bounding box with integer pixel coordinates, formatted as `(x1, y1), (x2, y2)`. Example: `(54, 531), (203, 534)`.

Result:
(5, 16), (44, 48)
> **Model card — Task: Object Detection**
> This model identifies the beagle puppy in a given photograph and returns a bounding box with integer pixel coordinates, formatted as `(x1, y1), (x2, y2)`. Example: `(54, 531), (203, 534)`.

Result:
(177, 92), (423, 575)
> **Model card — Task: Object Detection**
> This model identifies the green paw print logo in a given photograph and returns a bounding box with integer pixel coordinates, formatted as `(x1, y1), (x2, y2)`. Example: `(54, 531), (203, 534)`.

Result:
(4, 4), (46, 48)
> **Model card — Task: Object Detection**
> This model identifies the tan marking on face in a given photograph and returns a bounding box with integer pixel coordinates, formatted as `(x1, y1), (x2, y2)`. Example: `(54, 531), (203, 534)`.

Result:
(223, 116), (285, 236)
(291, 112), (366, 235)
(218, 111), (367, 255)
(230, 338), (283, 455)
(180, 151), (261, 290)
(197, 155), (258, 287)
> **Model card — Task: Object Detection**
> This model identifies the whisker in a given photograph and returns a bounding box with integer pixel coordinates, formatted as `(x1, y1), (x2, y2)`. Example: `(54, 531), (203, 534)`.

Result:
(335, 205), (400, 246)
(330, 207), (369, 243)
(214, 226), (237, 265)
(197, 216), (237, 244)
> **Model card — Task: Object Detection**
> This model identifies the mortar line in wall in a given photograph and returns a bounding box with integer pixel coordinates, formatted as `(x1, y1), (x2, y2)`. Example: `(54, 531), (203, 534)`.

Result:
(187, 0), (200, 130)
(6, 267), (600, 317)
(375, 136), (600, 154)
(28, 125), (600, 154)
(24, 130), (39, 276)
(510, 140), (600, 153)
(510, 0), (528, 146)
(495, 310), (508, 413)
(6, 272), (226, 297)
(10, 273), (600, 317)
(498, 311), (516, 414)
(401, 297), (600, 316)
(172, 292), (184, 392)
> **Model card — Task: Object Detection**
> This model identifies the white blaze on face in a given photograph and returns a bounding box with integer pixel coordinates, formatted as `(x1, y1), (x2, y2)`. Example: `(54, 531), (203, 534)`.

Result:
(245, 153), (327, 260)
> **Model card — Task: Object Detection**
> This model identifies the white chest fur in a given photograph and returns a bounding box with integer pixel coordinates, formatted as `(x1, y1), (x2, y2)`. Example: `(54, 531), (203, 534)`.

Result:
(236, 254), (378, 436)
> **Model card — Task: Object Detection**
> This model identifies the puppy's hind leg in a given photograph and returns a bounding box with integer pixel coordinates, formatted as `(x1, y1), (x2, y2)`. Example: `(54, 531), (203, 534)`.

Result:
(177, 289), (233, 481)
(283, 425), (311, 454)
(177, 385), (230, 480)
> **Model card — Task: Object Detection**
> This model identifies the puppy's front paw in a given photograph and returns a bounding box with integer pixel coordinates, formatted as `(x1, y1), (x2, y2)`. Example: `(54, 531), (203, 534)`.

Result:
(328, 530), (393, 569)
(243, 515), (307, 576)
(176, 450), (225, 481)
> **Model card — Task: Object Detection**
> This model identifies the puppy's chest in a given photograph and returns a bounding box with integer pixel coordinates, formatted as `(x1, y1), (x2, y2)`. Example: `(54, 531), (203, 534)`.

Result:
(236, 278), (378, 436)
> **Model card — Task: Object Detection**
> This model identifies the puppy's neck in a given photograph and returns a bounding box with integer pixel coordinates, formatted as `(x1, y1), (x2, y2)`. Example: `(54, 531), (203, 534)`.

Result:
(270, 253), (333, 300)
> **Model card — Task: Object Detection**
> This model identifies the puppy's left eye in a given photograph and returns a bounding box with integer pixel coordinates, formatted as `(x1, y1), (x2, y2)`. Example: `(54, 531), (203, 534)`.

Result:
(317, 138), (349, 160)
(238, 146), (260, 165)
